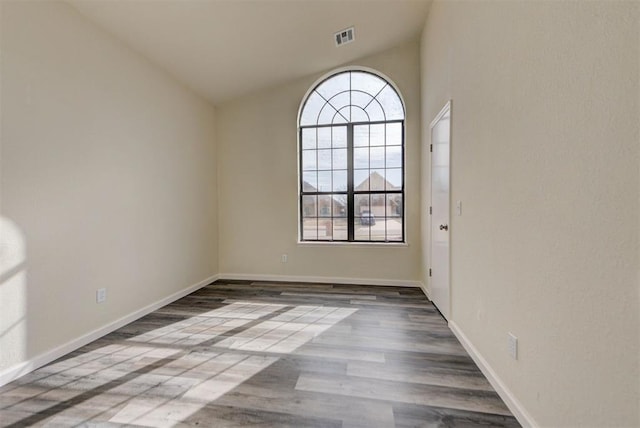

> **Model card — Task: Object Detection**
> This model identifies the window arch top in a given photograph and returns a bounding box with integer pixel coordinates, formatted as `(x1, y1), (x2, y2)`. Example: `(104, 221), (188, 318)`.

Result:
(299, 70), (405, 126)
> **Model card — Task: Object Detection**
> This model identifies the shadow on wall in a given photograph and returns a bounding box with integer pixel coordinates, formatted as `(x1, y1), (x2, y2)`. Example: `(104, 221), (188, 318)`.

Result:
(0, 216), (27, 375)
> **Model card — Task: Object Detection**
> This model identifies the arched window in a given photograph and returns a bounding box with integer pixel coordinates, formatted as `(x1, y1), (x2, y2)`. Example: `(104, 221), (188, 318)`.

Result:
(299, 69), (405, 242)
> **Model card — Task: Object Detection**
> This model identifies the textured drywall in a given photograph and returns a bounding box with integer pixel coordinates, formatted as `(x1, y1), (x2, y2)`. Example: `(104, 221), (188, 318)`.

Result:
(216, 42), (421, 283)
(0, 1), (218, 373)
(420, 1), (639, 426)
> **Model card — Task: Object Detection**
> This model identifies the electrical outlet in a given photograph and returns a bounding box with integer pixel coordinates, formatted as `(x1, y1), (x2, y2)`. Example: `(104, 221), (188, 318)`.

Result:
(96, 288), (107, 304)
(508, 332), (518, 360)
(281, 254), (288, 263)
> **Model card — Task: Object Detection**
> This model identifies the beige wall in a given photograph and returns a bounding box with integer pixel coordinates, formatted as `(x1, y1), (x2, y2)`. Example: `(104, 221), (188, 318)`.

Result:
(217, 42), (422, 284)
(421, 1), (639, 426)
(0, 1), (218, 373)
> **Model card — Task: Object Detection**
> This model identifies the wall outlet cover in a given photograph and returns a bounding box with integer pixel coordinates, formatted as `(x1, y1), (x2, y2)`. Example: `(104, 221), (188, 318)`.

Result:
(96, 288), (107, 304)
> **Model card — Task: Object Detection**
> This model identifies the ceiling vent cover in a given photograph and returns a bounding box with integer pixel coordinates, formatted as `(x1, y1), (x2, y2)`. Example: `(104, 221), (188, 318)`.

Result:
(335, 27), (355, 47)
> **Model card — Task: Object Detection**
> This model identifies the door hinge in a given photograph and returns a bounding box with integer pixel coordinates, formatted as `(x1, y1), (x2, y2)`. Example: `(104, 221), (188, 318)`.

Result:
(429, 206), (432, 215)
(430, 144), (433, 153)
(429, 268), (432, 277)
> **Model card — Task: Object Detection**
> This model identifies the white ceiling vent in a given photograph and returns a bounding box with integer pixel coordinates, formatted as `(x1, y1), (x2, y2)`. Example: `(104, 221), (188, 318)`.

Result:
(334, 27), (355, 47)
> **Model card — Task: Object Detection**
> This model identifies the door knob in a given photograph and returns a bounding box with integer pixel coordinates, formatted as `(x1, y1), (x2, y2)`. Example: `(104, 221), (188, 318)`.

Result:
(439, 224), (448, 231)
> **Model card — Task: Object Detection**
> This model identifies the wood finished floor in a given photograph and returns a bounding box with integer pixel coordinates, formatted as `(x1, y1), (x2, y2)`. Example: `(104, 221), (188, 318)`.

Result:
(0, 281), (520, 427)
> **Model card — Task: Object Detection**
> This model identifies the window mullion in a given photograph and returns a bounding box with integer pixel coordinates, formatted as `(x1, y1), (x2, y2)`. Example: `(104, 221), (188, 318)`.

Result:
(347, 123), (354, 241)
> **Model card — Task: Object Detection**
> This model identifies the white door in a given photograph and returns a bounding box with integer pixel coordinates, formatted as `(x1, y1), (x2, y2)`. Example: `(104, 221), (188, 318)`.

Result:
(429, 101), (451, 320)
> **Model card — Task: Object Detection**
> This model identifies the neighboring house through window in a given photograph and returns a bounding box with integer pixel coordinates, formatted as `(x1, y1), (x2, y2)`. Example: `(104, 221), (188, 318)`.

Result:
(298, 69), (405, 242)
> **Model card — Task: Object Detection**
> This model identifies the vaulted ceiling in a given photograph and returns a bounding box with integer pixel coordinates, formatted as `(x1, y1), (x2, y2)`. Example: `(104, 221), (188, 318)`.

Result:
(67, 0), (432, 105)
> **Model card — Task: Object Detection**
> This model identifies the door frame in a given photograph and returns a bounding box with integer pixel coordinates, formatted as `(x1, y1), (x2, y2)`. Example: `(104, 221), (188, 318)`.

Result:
(428, 100), (452, 319)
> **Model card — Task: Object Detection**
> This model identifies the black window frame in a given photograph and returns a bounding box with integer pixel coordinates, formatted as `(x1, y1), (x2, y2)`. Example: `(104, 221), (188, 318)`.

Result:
(298, 70), (405, 243)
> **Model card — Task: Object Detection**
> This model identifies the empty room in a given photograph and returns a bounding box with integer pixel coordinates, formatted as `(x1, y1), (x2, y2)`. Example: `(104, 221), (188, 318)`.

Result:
(0, 0), (638, 427)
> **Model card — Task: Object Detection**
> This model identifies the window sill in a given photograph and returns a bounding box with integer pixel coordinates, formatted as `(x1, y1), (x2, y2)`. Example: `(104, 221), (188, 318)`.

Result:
(297, 241), (409, 248)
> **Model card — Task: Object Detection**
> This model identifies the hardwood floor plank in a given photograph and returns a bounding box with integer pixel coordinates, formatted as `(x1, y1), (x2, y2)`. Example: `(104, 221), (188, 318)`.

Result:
(216, 390), (396, 428)
(346, 360), (494, 391)
(295, 372), (512, 416)
(350, 299), (434, 309)
(293, 343), (387, 363)
(311, 332), (470, 356)
(392, 402), (521, 428)
(183, 403), (344, 428)
(280, 291), (378, 301)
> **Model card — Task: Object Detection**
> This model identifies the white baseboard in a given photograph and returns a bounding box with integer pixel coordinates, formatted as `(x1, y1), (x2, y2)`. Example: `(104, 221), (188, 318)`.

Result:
(0, 274), (219, 388)
(217, 273), (422, 288)
(448, 321), (538, 428)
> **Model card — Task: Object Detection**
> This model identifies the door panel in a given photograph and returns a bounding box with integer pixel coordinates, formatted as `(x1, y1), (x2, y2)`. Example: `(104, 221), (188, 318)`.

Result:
(429, 102), (451, 320)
